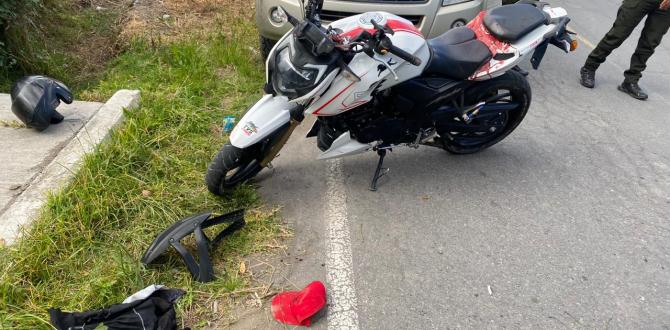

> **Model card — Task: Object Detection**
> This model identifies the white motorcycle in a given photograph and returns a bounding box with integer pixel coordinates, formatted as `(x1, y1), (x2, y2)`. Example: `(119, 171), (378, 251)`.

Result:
(206, 0), (577, 192)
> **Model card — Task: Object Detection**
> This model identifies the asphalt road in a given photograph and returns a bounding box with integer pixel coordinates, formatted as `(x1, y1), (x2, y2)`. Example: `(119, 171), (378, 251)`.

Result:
(254, 1), (670, 329)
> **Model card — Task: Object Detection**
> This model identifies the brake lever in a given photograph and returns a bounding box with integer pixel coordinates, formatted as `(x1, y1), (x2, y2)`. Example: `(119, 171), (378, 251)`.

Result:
(371, 53), (399, 80)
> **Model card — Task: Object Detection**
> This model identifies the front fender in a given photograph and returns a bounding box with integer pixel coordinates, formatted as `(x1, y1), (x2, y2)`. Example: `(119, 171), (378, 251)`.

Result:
(229, 95), (292, 149)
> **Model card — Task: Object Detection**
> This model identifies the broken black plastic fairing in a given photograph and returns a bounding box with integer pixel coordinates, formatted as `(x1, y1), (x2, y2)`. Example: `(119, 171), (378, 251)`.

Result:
(141, 209), (245, 282)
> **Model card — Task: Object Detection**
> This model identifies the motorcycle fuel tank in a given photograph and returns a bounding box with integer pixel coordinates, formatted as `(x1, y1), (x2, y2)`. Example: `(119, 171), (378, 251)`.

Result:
(305, 12), (430, 117)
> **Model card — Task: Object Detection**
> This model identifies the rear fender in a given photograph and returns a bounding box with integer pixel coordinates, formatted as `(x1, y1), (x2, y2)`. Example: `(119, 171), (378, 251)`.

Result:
(229, 95), (292, 149)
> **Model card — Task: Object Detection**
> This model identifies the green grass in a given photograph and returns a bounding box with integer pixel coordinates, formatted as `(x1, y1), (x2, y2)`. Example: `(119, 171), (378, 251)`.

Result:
(0, 18), (284, 328)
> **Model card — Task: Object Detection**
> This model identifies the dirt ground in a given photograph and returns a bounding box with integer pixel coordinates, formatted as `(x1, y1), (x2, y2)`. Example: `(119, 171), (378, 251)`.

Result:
(122, 0), (255, 41)
(70, 0), (256, 83)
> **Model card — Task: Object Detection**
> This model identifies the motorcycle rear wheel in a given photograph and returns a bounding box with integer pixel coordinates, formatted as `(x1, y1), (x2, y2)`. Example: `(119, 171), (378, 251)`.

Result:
(441, 70), (531, 154)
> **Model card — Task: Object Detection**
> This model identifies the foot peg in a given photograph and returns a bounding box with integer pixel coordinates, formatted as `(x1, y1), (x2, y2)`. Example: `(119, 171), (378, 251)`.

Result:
(369, 149), (390, 191)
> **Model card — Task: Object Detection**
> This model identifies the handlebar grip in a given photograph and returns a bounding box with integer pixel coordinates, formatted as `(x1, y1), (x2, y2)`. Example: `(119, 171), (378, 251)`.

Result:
(388, 45), (422, 66)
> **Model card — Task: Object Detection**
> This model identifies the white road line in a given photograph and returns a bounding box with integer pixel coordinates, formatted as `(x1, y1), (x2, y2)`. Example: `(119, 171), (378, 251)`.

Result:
(325, 159), (360, 330)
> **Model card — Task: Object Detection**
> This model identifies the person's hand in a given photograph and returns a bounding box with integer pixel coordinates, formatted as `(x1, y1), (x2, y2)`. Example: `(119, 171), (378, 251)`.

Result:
(661, 0), (670, 10)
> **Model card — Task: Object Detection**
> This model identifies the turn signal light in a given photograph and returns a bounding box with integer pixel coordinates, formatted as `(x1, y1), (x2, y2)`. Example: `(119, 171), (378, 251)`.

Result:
(570, 40), (579, 52)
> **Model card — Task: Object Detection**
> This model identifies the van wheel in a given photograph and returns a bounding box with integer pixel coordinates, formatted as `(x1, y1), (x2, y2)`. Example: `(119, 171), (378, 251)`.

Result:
(260, 36), (276, 60)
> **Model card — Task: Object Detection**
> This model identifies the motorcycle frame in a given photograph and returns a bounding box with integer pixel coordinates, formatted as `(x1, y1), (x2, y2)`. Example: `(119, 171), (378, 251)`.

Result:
(228, 7), (569, 160)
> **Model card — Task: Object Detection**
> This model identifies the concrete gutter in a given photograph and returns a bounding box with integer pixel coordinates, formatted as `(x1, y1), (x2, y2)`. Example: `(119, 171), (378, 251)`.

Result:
(0, 90), (141, 245)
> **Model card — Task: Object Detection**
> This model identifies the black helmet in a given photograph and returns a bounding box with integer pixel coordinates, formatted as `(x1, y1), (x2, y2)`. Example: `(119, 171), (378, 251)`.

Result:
(10, 75), (73, 131)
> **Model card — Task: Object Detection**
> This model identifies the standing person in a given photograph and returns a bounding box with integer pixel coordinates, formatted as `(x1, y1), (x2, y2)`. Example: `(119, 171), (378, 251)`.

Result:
(580, 0), (670, 100)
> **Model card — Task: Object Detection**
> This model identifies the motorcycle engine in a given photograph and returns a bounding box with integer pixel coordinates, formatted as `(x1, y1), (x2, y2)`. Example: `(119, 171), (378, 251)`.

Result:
(354, 116), (414, 144)
(318, 95), (422, 148)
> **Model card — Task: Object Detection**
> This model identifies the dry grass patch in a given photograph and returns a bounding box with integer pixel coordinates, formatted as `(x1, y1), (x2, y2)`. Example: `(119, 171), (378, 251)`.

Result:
(122, 0), (255, 42)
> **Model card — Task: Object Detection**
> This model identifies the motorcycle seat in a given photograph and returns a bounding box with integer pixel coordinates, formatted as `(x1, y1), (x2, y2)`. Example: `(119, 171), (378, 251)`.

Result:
(424, 26), (492, 80)
(483, 4), (550, 43)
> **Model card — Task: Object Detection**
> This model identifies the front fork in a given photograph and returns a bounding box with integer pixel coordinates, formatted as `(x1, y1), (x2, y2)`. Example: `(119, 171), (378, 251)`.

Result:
(259, 105), (305, 167)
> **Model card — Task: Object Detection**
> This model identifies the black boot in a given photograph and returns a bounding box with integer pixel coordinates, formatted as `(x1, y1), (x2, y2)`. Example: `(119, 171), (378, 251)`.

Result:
(618, 81), (648, 100)
(580, 67), (596, 88)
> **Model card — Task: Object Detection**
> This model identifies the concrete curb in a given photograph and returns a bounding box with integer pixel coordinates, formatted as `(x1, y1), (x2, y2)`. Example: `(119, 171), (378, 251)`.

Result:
(0, 90), (141, 245)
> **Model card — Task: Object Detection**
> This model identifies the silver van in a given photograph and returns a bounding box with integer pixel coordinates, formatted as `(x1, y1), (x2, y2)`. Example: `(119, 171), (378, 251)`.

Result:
(256, 0), (501, 58)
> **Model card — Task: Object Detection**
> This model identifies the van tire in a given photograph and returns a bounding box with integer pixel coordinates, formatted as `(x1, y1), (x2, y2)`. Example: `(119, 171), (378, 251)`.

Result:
(260, 36), (276, 60)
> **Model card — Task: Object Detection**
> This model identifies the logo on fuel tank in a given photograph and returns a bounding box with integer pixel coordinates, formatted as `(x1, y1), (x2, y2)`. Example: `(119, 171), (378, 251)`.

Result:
(358, 12), (386, 26)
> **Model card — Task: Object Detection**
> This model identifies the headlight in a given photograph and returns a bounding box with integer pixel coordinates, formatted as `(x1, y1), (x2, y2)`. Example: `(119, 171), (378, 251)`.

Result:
(270, 7), (287, 24)
(442, 0), (474, 6)
(273, 47), (318, 95)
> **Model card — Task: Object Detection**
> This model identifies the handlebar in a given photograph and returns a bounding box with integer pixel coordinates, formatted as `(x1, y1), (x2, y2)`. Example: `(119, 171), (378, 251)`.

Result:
(288, 10), (422, 66)
(388, 44), (422, 66)
(376, 33), (422, 66)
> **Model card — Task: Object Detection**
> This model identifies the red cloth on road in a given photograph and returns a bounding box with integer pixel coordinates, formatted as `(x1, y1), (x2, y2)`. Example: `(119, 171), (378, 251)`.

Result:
(271, 281), (327, 326)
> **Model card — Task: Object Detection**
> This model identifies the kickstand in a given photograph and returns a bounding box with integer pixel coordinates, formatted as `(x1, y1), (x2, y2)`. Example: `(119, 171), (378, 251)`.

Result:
(369, 149), (390, 191)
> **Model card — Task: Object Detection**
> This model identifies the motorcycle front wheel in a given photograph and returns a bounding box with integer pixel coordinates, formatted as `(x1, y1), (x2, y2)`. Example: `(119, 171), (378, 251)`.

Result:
(440, 70), (531, 154)
(205, 143), (263, 195)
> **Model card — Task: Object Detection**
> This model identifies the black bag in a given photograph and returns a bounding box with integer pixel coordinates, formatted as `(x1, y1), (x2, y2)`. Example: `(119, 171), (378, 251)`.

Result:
(49, 285), (183, 330)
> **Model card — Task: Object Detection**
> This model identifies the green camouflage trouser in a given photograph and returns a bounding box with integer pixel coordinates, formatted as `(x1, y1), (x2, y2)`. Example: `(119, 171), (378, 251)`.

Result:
(584, 0), (670, 83)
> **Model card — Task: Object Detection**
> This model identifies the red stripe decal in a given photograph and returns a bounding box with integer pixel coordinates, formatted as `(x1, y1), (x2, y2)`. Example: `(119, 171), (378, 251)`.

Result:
(313, 81), (356, 115)
(339, 19), (423, 39)
(313, 71), (370, 115)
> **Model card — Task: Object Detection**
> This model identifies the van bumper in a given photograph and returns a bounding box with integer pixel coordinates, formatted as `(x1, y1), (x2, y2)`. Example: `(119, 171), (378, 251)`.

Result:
(256, 0), (495, 41)
(428, 0), (485, 38)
